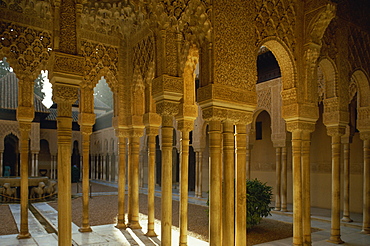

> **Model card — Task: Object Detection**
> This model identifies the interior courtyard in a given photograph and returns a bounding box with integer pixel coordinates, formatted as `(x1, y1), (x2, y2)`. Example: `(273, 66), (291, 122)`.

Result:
(0, 0), (370, 245)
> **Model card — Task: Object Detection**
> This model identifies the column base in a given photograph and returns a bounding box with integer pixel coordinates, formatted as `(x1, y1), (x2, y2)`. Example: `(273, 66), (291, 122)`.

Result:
(145, 230), (157, 237)
(274, 207), (281, 211)
(341, 216), (353, 222)
(17, 232), (31, 239)
(115, 223), (127, 230)
(327, 237), (344, 244)
(128, 221), (142, 229)
(78, 226), (92, 233)
(361, 228), (370, 234)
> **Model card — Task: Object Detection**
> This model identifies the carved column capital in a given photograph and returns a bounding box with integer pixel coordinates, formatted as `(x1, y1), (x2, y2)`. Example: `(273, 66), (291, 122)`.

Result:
(326, 126), (346, 137)
(177, 119), (194, 133)
(286, 120), (316, 134)
(146, 126), (160, 137)
(78, 113), (96, 127)
(80, 125), (93, 136)
(360, 131), (370, 141)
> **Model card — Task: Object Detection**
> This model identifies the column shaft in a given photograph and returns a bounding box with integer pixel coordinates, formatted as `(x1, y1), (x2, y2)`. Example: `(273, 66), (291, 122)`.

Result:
(57, 116), (73, 246)
(222, 121), (235, 246)
(208, 120), (222, 246)
(302, 131), (311, 246)
(342, 142), (353, 222)
(146, 135), (157, 236)
(196, 151), (203, 198)
(17, 123), (31, 239)
(0, 152), (3, 176)
(79, 130), (92, 232)
(281, 147), (288, 212)
(161, 115), (174, 246)
(179, 130), (190, 246)
(363, 139), (370, 233)
(128, 136), (141, 229)
(246, 147), (251, 180)
(329, 135), (343, 243)
(235, 124), (247, 246)
(275, 147), (282, 211)
(116, 137), (127, 229)
(292, 130), (303, 246)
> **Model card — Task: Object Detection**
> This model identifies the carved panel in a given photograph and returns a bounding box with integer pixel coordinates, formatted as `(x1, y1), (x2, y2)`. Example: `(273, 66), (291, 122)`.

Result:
(133, 35), (154, 81)
(0, 22), (52, 75)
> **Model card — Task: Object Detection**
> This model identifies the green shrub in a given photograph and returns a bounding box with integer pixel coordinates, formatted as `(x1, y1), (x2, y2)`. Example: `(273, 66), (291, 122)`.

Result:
(206, 178), (273, 229)
(246, 178), (273, 228)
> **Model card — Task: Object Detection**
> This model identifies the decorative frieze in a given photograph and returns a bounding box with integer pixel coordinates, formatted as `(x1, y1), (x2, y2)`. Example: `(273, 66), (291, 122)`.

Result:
(53, 52), (84, 76)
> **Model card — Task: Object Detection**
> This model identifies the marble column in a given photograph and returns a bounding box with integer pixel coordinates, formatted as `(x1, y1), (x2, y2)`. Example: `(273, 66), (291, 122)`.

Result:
(281, 147), (288, 212)
(102, 155), (107, 181)
(246, 146), (252, 180)
(108, 154), (112, 182)
(0, 151), (3, 176)
(31, 153), (36, 177)
(56, 101), (75, 246)
(301, 131), (312, 246)
(195, 150), (203, 198)
(35, 153), (39, 177)
(116, 136), (127, 229)
(222, 121), (235, 246)
(161, 115), (175, 246)
(275, 147), (282, 211)
(146, 131), (157, 237)
(341, 140), (353, 222)
(235, 124), (247, 246)
(291, 129), (303, 246)
(115, 153), (119, 182)
(178, 120), (193, 246)
(128, 135), (142, 229)
(17, 121), (32, 239)
(208, 120), (222, 246)
(361, 133), (370, 234)
(79, 126), (92, 233)
(327, 128), (344, 244)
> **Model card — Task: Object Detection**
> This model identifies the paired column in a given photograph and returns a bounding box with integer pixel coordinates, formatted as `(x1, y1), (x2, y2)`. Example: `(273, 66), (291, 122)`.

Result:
(17, 121), (32, 239)
(0, 151), (3, 176)
(145, 128), (158, 237)
(116, 135), (127, 229)
(222, 121), (235, 246)
(235, 124), (247, 246)
(327, 127), (345, 244)
(361, 132), (370, 234)
(102, 155), (107, 180)
(208, 120), (222, 246)
(79, 125), (93, 232)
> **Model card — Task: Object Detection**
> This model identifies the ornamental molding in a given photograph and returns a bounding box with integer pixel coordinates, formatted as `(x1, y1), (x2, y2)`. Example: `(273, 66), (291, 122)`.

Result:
(52, 52), (84, 76)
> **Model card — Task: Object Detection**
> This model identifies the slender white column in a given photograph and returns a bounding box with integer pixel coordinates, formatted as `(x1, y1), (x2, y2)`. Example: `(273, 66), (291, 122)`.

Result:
(342, 142), (353, 222)
(292, 130), (303, 246)
(328, 130), (344, 244)
(208, 120), (222, 246)
(161, 115), (175, 246)
(302, 131), (311, 246)
(103, 155), (107, 180)
(35, 153), (39, 176)
(275, 147), (282, 211)
(281, 147), (288, 212)
(235, 124), (247, 246)
(0, 151), (3, 176)
(222, 121), (235, 246)
(195, 151), (203, 198)
(146, 133), (157, 237)
(31, 153), (36, 177)
(108, 154), (112, 182)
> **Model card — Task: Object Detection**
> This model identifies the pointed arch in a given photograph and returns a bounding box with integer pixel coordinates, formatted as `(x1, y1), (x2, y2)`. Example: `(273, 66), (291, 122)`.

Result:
(318, 57), (338, 100)
(351, 69), (370, 108)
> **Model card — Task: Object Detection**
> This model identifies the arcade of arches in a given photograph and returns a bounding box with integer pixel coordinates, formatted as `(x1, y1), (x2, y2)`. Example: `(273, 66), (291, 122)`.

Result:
(0, 1), (370, 246)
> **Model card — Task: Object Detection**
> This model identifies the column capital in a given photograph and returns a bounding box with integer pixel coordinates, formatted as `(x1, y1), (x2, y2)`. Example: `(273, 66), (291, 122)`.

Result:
(286, 120), (316, 133)
(155, 100), (179, 117)
(52, 84), (78, 105)
(177, 119), (194, 132)
(145, 126), (160, 137)
(326, 126), (346, 137)
(130, 127), (144, 138)
(80, 125), (93, 136)
(79, 112), (96, 127)
(143, 113), (161, 128)
(360, 131), (370, 141)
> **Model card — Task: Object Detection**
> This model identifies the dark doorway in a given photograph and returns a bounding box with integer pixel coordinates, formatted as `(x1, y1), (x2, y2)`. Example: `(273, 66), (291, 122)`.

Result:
(3, 134), (19, 176)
